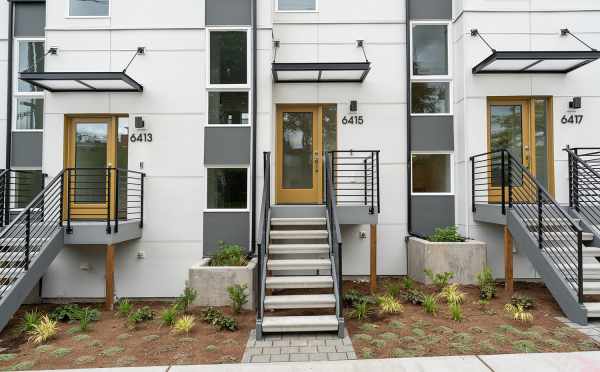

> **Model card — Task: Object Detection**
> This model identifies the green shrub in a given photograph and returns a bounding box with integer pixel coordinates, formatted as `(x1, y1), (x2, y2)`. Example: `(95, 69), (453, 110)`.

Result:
(201, 307), (237, 331)
(172, 315), (196, 334)
(175, 287), (198, 313)
(378, 295), (404, 314)
(401, 277), (415, 290)
(384, 281), (402, 298)
(227, 284), (248, 314)
(424, 269), (454, 291)
(49, 304), (99, 326)
(78, 308), (98, 332)
(116, 299), (133, 317)
(422, 294), (439, 315)
(449, 302), (463, 321)
(343, 289), (375, 307)
(404, 288), (426, 305)
(127, 306), (155, 328)
(160, 305), (179, 327)
(428, 226), (465, 242)
(19, 310), (41, 334)
(477, 266), (497, 300)
(440, 284), (465, 305)
(210, 241), (248, 267)
(348, 301), (375, 321)
(28, 316), (58, 345)
(511, 293), (535, 310)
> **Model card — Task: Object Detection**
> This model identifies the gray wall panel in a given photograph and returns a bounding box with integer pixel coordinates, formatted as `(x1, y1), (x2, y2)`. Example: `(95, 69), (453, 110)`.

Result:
(14, 3), (45, 37)
(409, 0), (452, 20)
(204, 127), (251, 165)
(411, 116), (454, 151)
(11, 132), (42, 167)
(206, 0), (251, 26)
(203, 212), (250, 256)
(411, 195), (455, 237)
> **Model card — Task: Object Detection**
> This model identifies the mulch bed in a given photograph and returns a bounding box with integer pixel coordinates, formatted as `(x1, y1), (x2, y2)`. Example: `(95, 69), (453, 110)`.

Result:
(0, 302), (254, 370)
(345, 279), (600, 359)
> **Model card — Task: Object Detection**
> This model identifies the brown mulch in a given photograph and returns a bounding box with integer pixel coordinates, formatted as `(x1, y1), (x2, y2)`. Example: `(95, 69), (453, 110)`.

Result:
(345, 279), (600, 359)
(0, 302), (254, 370)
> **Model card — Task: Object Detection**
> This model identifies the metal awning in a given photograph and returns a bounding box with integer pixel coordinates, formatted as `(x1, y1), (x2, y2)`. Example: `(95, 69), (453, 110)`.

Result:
(272, 62), (371, 83)
(472, 50), (600, 74)
(19, 71), (144, 92)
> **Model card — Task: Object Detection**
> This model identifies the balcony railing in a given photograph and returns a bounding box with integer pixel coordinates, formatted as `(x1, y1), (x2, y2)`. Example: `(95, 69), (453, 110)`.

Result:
(329, 150), (380, 214)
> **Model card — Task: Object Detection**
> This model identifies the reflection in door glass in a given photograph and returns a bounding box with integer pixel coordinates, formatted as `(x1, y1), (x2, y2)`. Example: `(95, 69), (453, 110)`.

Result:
(322, 105), (337, 153)
(535, 99), (549, 189)
(75, 123), (108, 203)
(117, 118), (129, 218)
(283, 112), (313, 189)
(490, 105), (523, 187)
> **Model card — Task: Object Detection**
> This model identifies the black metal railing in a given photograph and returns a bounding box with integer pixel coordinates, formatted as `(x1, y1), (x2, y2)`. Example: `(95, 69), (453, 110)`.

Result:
(567, 147), (600, 231)
(256, 152), (271, 338)
(329, 150), (380, 214)
(471, 149), (584, 302)
(325, 152), (344, 337)
(0, 170), (47, 227)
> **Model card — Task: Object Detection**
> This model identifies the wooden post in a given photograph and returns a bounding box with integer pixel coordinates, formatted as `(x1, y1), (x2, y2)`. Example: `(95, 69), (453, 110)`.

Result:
(105, 244), (115, 310)
(504, 226), (514, 294)
(370, 224), (377, 293)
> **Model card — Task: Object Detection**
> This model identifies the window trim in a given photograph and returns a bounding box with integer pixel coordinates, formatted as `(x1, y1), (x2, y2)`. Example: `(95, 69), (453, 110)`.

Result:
(206, 89), (252, 127)
(204, 166), (250, 212)
(66, 0), (111, 18)
(410, 80), (453, 116)
(13, 38), (45, 132)
(275, 0), (318, 12)
(410, 20), (452, 80)
(206, 27), (252, 90)
(410, 151), (454, 196)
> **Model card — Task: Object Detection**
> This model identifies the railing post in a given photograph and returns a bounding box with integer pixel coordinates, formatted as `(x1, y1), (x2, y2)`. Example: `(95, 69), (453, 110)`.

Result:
(25, 209), (31, 270)
(140, 173), (145, 228)
(66, 169), (73, 234)
(501, 150), (506, 215)
(573, 155), (580, 213)
(471, 157), (476, 213)
(537, 187), (543, 250)
(508, 155), (513, 209)
(568, 151), (574, 209)
(370, 155), (375, 215)
(376, 151), (380, 213)
(106, 168), (112, 234)
(578, 230), (584, 303)
(114, 169), (119, 234)
(59, 172), (64, 227)
(4, 171), (10, 226)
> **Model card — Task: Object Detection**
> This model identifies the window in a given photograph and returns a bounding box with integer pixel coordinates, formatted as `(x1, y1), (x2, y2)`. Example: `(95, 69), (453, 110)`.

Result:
(322, 104), (337, 152)
(17, 41), (44, 92)
(412, 153), (452, 194)
(208, 92), (249, 125)
(15, 98), (44, 130)
(411, 82), (451, 114)
(207, 168), (248, 209)
(412, 24), (449, 76)
(209, 31), (248, 86)
(14, 40), (45, 131)
(277, 0), (317, 11)
(69, 0), (109, 17)
(13, 170), (44, 209)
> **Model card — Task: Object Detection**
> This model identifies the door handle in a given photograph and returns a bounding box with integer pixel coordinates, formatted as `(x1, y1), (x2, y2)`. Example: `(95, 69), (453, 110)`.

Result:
(524, 145), (530, 166)
(314, 152), (319, 173)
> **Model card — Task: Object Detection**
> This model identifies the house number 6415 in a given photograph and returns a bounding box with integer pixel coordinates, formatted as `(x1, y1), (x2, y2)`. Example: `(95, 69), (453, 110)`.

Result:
(342, 115), (364, 125)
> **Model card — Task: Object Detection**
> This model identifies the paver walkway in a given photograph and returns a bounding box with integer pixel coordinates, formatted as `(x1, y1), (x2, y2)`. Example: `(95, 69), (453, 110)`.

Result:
(555, 316), (600, 343)
(241, 329), (356, 363)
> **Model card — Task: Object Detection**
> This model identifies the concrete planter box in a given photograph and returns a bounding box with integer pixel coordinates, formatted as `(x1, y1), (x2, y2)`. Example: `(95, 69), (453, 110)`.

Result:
(188, 257), (257, 310)
(407, 237), (487, 285)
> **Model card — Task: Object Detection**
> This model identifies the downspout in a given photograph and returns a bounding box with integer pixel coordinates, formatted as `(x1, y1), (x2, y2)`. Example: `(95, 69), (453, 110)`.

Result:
(405, 0), (412, 236)
(6, 1), (13, 171)
(250, 0), (258, 255)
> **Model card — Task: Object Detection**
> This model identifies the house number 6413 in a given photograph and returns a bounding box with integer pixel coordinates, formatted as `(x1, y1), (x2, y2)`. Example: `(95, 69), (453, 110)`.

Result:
(130, 133), (153, 143)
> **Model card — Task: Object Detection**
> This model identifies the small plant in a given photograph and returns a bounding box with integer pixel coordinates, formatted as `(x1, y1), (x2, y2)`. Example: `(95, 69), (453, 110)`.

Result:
(477, 266), (497, 300)
(175, 287), (198, 313)
(348, 301), (375, 321)
(440, 284), (465, 305)
(343, 289), (375, 307)
(404, 288), (426, 305)
(422, 294), (439, 315)
(201, 307), (238, 331)
(28, 316), (58, 345)
(449, 302), (463, 321)
(428, 226), (465, 242)
(210, 241), (248, 267)
(19, 310), (41, 334)
(172, 315), (196, 334)
(50, 304), (82, 322)
(424, 269), (454, 291)
(384, 281), (402, 298)
(378, 295), (404, 314)
(227, 284), (248, 315)
(214, 316), (238, 331)
(159, 305), (179, 327)
(511, 293), (535, 310)
(504, 304), (533, 323)
(401, 276), (415, 290)
(127, 306), (155, 328)
(78, 307), (97, 332)
(117, 299), (133, 317)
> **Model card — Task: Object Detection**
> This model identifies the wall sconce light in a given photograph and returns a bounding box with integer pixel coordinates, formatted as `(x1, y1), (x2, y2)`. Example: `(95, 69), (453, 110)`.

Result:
(569, 97), (582, 109)
(135, 116), (145, 129)
(350, 100), (358, 112)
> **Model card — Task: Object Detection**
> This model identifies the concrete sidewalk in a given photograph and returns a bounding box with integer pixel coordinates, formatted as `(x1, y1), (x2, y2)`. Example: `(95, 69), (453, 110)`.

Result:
(40, 351), (600, 372)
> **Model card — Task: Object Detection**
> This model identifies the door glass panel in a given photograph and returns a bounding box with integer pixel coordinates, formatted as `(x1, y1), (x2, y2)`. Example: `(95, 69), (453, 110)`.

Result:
(322, 105), (337, 153)
(75, 123), (108, 203)
(490, 105), (523, 187)
(534, 99), (549, 189)
(282, 112), (313, 189)
(117, 118), (129, 218)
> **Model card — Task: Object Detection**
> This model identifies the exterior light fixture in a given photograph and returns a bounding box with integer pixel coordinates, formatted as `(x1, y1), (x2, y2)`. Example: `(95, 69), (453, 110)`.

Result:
(569, 97), (582, 109)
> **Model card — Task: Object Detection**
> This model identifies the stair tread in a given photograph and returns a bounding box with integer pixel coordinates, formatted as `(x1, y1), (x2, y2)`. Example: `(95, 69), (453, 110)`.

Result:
(262, 315), (339, 331)
(266, 276), (333, 289)
(264, 294), (336, 305)
(269, 243), (329, 248)
(271, 218), (326, 226)
(534, 232), (593, 241)
(584, 302), (600, 311)
(271, 230), (328, 235)
(269, 244), (329, 254)
(268, 259), (331, 265)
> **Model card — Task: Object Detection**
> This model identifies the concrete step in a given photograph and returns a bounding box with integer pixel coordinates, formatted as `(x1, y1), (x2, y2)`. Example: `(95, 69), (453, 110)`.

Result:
(266, 276), (333, 289)
(270, 230), (328, 240)
(269, 244), (329, 255)
(270, 205), (326, 219)
(533, 232), (594, 242)
(583, 281), (600, 295)
(267, 259), (331, 271)
(544, 246), (600, 258)
(584, 302), (600, 318)
(271, 218), (326, 227)
(555, 263), (600, 279)
(262, 315), (339, 333)
(264, 294), (336, 310)
(523, 218), (581, 228)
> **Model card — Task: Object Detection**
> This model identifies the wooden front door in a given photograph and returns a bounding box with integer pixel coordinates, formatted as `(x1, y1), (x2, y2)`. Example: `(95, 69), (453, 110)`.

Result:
(65, 116), (117, 220)
(276, 105), (323, 204)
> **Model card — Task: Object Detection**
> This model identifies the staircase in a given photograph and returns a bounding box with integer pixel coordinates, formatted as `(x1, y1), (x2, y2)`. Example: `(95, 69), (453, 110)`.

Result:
(471, 149), (600, 324)
(256, 153), (344, 338)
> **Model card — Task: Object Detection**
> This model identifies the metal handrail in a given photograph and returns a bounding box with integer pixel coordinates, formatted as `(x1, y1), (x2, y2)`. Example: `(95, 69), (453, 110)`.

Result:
(566, 147), (600, 231)
(329, 150), (380, 214)
(470, 149), (584, 302)
(256, 152), (271, 338)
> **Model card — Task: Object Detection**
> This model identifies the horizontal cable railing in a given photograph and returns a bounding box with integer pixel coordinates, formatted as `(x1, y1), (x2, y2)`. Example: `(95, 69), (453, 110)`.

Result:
(329, 150), (380, 214)
(567, 147), (600, 233)
(0, 170), (47, 227)
(470, 150), (584, 302)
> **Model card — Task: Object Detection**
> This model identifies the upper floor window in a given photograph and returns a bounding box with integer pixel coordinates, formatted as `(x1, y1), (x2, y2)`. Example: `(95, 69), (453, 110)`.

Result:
(411, 23), (449, 77)
(209, 30), (248, 86)
(69, 0), (109, 17)
(17, 41), (44, 92)
(277, 0), (317, 11)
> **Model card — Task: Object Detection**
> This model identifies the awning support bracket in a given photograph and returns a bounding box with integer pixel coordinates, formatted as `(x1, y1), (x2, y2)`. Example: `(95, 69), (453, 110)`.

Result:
(470, 29), (496, 52)
(123, 47), (146, 73)
(561, 28), (597, 51)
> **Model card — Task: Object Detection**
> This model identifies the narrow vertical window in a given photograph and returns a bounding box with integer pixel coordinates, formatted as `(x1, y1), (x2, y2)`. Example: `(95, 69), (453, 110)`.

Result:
(412, 153), (452, 194)
(210, 31), (248, 85)
(207, 168), (248, 209)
